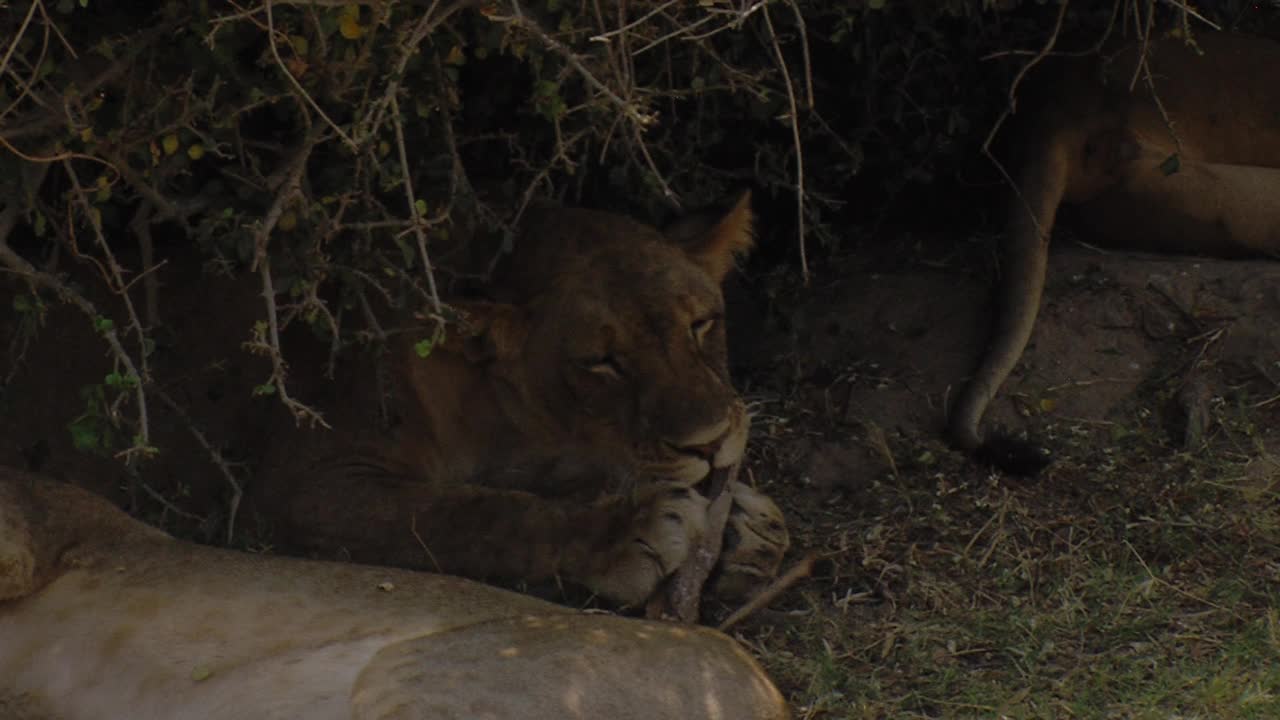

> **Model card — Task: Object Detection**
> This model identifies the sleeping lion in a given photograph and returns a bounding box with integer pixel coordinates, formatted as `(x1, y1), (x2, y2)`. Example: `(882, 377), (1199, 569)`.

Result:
(0, 469), (788, 719)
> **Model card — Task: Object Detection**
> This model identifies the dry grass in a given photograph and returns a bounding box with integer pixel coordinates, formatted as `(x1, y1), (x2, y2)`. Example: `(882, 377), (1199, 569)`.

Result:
(718, 246), (1280, 719)
(733, 413), (1280, 718)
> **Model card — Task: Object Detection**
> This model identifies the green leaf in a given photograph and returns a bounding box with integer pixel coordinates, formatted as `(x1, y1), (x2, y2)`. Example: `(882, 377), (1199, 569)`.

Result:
(68, 417), (101, 452)
(93, 39), (115, 61)
(253, 383), (276, 396)
(414, 199), (428, 218)
(413, 338), (435, 358)
(1159, 153), (1181, 176)
(94, 316), (115, 334)
(105, 372), (138, 389)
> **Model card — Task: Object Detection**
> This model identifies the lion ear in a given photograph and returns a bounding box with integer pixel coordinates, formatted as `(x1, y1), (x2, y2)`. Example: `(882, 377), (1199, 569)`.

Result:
(439, 301), (529, 364)
(664, 190), (755, 283)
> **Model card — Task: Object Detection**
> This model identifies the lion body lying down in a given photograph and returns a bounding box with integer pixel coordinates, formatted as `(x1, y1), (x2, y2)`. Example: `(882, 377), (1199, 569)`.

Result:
(0, 470), (788, 719)
(253, 192), (788, 606)
(950, 32), (1280, 468)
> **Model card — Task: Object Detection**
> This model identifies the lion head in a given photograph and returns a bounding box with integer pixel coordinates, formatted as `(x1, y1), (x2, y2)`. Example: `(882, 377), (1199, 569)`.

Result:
(396, 192), (754, 487)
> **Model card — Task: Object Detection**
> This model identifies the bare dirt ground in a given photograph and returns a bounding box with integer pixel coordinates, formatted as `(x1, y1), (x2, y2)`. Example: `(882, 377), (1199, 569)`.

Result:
(721, 234), (1280, 718)
(3, 231), (1279, 718)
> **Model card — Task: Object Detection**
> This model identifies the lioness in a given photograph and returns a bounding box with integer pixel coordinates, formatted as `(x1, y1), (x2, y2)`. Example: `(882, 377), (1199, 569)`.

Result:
(257, 192), (788, 605)
(951, 32), (1280, 470)
(0, 469), (789, 719)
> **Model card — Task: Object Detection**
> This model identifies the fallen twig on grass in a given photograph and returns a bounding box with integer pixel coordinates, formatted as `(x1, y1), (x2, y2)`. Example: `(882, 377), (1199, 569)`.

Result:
(718, 552), (817, 632)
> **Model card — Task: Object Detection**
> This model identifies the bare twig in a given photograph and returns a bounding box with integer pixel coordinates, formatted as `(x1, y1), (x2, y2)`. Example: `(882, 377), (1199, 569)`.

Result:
(589, 0), (679, 42)
(1124, 540), (1241, 620)
(129, 203), (160, 329)
(632, 13), (716, 55)
(2, 31), (164, 143)
(0, 134), (118, 168)
(153, 387), (245, 545)
(389, 93), (445, 318)
(0, 0), (40, 84)
(981, 0), (1070, 245)
(0, 14), (51, 126)
(105, 151), (202, 231)
(1134, 50), (1184, 159)
(683, 0), (774, 43)
(785, 0), (813, 110)
(410, 514), (444, 573)
(139, 481), (204, 523)
(1127, 0), (1156, 91)
(252, 131), (317, 268)
(33, 0), (76, 58)
(762, 4), (809, 284)
(718, 552), (816, 632)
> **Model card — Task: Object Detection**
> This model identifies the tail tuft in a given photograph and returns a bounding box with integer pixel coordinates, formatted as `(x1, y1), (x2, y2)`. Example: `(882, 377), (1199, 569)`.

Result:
(974, 432), (1053, 475)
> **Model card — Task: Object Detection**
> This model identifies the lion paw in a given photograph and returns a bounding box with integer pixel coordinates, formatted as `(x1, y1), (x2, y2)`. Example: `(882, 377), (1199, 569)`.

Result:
(711, 481), (789, 601)
(584, 486), (709, 607)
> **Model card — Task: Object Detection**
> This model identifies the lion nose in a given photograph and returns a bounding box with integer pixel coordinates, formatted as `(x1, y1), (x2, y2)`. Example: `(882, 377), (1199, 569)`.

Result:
(666, 419), (732, 460)
(675, 439), (719, 460)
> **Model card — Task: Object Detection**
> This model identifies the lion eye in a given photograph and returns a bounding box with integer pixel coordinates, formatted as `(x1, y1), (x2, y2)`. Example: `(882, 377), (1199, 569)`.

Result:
(691, 317), (717, 344)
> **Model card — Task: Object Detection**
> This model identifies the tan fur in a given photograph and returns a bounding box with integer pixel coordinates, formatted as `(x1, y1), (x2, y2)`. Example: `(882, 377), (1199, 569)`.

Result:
(0, 469), (788, 719)
(258, 193), (787, 605)
(951, 33), (1280, 456)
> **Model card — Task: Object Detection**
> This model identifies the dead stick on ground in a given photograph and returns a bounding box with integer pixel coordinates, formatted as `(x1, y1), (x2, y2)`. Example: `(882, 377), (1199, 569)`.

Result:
(648, 461), (739, 623)
(718, 552), (817, 633)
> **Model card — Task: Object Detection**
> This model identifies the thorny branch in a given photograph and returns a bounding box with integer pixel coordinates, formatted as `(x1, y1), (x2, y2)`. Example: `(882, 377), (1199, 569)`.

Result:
(489, 2), (658, 130)
(0, 189), (154, 466)
(61, 159), (152, 388)
(390, 93), (444, 318)
(249, 255), (331, 428)
(0, 0), (1163, 529)
(263, 0), (359, 153)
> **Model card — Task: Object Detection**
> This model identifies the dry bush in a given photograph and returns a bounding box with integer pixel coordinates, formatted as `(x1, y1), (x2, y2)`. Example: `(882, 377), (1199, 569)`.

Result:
(0, 0), (1265, 486)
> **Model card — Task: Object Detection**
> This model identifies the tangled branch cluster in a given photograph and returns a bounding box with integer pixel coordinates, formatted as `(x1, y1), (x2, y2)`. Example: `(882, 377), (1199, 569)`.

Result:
(0, 0), (823, 471)
(0, 0), (1254, 534)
